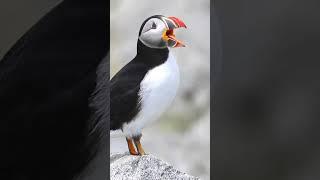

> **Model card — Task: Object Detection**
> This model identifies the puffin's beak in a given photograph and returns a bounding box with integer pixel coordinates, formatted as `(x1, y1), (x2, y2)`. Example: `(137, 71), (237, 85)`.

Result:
(162, 16), (187, 48)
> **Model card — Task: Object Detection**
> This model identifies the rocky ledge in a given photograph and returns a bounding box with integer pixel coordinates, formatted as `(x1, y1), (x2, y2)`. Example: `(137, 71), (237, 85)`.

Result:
(110, 153), (199, 180)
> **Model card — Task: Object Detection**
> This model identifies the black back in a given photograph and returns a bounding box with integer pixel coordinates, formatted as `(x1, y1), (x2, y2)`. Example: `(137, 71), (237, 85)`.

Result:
(110, 36), (169, 130)
(0, 0), (108, 179)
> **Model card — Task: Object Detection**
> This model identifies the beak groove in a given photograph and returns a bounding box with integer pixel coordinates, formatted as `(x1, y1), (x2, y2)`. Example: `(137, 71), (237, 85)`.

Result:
(168, 16), (187, 28)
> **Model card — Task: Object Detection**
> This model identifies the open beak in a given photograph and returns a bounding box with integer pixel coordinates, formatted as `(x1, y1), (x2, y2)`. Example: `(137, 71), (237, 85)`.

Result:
(162, 16), (187, 48)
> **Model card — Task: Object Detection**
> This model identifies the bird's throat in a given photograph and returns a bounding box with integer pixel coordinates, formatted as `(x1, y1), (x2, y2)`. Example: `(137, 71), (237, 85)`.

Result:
(136, 40), (169, 67)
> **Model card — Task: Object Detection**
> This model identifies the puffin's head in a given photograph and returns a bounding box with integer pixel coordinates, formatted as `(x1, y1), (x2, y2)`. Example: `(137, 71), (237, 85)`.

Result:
(138, 15), (187, 49)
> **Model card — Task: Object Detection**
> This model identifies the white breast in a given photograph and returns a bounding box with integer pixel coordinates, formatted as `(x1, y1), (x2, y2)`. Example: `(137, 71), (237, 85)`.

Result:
(122, 52), (180, 138)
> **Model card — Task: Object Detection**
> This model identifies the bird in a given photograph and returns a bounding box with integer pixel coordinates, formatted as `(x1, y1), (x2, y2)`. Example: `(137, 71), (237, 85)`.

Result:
(0, 0), (109, 179)
(110, 15), (187, 156)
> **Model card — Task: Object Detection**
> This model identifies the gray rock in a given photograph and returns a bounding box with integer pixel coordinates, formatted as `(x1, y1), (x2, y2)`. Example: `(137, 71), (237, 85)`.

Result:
(110, 153), (199, 180)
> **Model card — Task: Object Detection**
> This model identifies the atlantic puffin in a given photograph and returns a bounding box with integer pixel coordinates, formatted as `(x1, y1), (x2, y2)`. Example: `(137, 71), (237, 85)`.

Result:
(0, 0), (108, 179)
(111, 15), (187, 155)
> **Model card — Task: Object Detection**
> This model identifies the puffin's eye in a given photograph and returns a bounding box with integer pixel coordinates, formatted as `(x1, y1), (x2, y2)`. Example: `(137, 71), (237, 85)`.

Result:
(151, 22), (157, 29)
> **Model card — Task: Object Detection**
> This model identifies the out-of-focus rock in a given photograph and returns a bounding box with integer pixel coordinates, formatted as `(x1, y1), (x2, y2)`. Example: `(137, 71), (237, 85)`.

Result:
(110, 153), (199, 180)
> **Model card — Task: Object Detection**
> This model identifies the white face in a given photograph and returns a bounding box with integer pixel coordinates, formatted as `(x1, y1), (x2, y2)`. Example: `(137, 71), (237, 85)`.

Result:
(139, 18), (168, 49)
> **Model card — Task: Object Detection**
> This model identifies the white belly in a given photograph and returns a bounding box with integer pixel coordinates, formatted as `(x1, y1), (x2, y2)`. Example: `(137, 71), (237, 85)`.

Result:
(122, 52), (180, 137)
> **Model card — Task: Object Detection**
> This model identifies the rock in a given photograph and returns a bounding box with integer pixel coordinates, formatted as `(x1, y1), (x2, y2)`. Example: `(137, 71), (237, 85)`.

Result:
(110, 153), (199, 180)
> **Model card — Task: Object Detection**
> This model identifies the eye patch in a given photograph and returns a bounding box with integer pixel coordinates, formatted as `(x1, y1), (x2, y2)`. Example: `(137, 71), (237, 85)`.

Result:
(151, 22), (157, 29)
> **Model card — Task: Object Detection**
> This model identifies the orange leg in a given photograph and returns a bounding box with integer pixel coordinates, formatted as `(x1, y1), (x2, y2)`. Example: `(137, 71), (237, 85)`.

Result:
(126, 138), (138, 155)
(133, 135), (146, 156)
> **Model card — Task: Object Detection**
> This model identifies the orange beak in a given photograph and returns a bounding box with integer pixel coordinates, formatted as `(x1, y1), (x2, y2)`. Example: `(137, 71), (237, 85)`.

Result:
(162, 16), (187, 48)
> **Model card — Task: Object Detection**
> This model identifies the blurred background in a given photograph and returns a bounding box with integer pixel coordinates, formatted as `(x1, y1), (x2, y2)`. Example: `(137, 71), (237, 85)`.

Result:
(110, 0), (210, 179)
(0, 0), (58, 60)
(214, 0), (320, 179)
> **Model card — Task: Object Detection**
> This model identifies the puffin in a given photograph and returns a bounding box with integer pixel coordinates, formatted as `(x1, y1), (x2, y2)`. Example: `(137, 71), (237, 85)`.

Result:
(111, 15), (187, 155)
(0, 0), (108, 179)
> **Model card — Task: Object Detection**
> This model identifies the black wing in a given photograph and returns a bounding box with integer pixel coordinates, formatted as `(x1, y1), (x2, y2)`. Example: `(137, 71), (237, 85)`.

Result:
(110, 59), (149, 130)
(0, 0), (108, 179)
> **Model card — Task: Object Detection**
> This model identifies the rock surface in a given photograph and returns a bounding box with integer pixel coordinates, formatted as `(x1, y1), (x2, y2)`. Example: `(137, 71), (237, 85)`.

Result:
(110, 153), (199, 180)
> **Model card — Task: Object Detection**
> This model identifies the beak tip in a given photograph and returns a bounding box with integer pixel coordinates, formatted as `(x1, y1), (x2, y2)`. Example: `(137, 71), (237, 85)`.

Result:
(180, 24), (187, 29)
(175, 43), (186, 48)
(179, 23), (187, 29)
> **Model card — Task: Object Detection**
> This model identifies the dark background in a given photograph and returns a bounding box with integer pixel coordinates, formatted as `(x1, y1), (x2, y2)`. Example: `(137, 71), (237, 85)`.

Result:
(0, 0), (60, 60)
(213, 0), (320, 179)
(0, 0), (108, 179)
(5, 0), (320, 179)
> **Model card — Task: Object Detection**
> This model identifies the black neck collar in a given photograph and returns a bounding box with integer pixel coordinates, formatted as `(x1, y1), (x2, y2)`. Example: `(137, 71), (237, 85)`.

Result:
(135, 40), (169, 67)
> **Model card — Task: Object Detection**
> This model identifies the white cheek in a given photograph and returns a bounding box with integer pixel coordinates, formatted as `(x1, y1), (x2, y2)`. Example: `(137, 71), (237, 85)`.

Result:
(139, 29), (165, 48)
